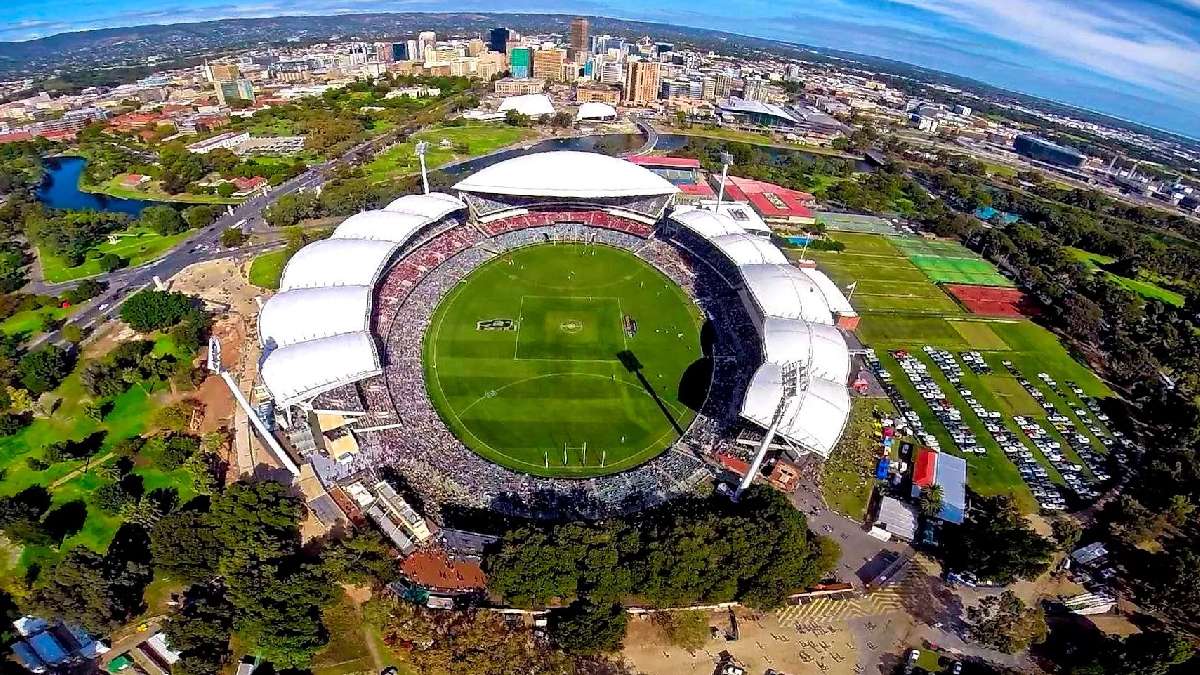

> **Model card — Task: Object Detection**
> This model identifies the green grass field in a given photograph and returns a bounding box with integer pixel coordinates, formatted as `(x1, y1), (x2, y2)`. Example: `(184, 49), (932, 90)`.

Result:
(0, 334), (195, 581)
(822, 397), (894, 519)
(1066, 247), (1184, 306)
(249, 249), (289, 290)
(39, 227), (195, 283)
(890, 237), (1014, 287)
(364, 123), (538, 183)
(423, 244), (705, 477)
(1, 305), (76, 339)
(83, 178), (241, 205)
(810, 231), (1114, 510)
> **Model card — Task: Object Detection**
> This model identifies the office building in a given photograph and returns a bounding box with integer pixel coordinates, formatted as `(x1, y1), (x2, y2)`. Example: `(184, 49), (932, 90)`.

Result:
(214, 79), (255, 106)
(743, 77), (770, 103)
(489, 27), (510, 53)
(417, 31), (436, 60)
(569, 17), (589, 60)
(624, 60), (661, 106)
(205, 62), (240, 82)
(1014, 135), (1086, 169)
(509, 47), (533, 78)
(533, 48), (567, 82)
(598, 60), (624, 86)
(467, 38), (486, 57)
(405, 39), (419, 62)
(714, 73), (736, 98)
(576, 83), (621, 105)
(495, 77), (546, 96)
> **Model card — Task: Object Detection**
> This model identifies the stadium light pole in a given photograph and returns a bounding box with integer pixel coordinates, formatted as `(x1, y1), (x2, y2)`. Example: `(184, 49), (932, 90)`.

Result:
(416, 141), (430, 194)
(714, 151), (733, 213)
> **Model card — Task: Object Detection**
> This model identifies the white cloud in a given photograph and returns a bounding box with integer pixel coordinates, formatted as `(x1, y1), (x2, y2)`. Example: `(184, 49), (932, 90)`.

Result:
(888, 0), (1200, 98)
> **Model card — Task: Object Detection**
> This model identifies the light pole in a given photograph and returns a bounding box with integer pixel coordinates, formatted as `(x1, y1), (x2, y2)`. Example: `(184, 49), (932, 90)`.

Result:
(415, 140), (430, 194)
(714, 151), (733, 213)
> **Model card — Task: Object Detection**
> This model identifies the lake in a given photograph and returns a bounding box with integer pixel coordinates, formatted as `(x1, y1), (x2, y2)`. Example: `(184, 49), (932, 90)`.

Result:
(37, 156), (154, 216)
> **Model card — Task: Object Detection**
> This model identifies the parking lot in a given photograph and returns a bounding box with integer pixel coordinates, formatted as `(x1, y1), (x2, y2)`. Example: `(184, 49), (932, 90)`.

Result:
(863, 345), (1138, 512)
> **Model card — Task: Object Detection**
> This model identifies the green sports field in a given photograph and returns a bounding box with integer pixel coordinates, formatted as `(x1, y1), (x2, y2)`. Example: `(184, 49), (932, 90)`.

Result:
(890, 237), (1015, 287)
(422, 244), (706, 477)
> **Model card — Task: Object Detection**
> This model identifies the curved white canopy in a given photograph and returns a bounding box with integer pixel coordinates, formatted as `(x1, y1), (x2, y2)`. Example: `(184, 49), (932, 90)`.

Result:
(332, 210), (430, 243)
(799, 267), (857, 316)
(261, 332), (381, 407)
(383, 192), (465, 220)
(669, 207), (745, 238)
(741, 366), (850, 457)
(760, 318), (850, 382)
(280, 239), (399, 291)
(498, 94), (555, 117)
(710, 233), (789, 266)
(740, 264), (834, 325)
(454, 151), (679, 199)
(577, 102), (617, 120)
(259, 286), (372, 348)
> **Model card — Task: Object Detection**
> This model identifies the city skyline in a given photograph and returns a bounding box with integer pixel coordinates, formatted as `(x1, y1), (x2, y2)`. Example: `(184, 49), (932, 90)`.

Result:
(4, 1), (1200, 138)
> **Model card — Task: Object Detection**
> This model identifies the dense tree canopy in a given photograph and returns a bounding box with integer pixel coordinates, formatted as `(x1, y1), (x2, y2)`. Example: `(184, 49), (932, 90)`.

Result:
(119, 289), (198, 332)
(487, 487), (838, 609)
(942, 495), (1053, 584)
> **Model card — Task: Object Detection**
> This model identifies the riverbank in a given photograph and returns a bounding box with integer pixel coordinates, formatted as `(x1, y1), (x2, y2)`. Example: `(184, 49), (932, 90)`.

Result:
(650, 122), (861, 159)
(80, 176), (242, 205)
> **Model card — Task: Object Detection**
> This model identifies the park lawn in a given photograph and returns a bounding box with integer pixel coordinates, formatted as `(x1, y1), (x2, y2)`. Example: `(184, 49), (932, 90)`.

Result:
(828, 232), (905, 256)
(821, 396), (894, 519)
(853, 293), (961, 314)
(1, 305), (76, 339)
(984, 162), (1018, 178)
(0, 333), (194, 582)
(248, 249), (289, 290)
(1066, 246), (1185, 306)
(364, 123), (538, 183)
(809, 255), (932, 286)
(39, 226), (195, 283)
(656, 123), (852, 157)
(84, 178), (241, 205)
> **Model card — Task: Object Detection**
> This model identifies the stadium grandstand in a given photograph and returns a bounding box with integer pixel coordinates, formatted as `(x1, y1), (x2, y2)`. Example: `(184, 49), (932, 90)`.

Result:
(253, 151), (855, 520)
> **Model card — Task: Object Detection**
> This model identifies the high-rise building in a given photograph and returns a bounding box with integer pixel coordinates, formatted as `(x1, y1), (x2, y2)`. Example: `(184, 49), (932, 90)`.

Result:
(569, 17), (589, 59)
(417, 31), (437, 60)
(509, 47), (533, 78)
(743, 77), (770, 103)
(624, 60), (661, 106)
(467, 38), (486, 57)
(702, 77), (717, 101)
(489, 27), (511, 53)
(206, 62), (240, 82)
(714, 73), (735, 98)
(533, 48), (567, 82)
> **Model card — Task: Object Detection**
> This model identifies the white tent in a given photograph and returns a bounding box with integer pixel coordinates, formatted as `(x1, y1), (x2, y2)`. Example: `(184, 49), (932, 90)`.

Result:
(576, 102), (617, 120)
(498, 94), (555, 117)
(454, 150), (678, 199)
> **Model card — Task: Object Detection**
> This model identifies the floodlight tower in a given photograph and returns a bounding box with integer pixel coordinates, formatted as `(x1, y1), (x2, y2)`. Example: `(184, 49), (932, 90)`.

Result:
(415, 141), (430, 194)
(713, 151), (734, 212)
(208, 336), (299, 476)
(734, 360), (806, 501)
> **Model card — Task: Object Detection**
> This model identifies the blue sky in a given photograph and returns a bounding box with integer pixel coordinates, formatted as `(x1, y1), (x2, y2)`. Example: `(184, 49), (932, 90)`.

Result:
(5, 0), (1200, 137)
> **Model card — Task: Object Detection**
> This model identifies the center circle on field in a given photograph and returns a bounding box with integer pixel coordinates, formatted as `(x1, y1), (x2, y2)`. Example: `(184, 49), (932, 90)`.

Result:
(421, 242), (707, 478)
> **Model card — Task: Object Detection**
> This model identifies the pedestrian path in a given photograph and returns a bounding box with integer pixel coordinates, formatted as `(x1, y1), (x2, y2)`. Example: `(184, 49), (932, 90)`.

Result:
(776, 575), (920, 623)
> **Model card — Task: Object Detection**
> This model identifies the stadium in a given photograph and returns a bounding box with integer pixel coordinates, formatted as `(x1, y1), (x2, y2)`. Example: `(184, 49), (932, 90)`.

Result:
(255, 150), (858, 520)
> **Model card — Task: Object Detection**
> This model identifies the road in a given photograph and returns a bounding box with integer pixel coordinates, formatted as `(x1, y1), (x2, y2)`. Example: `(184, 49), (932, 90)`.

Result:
(26, 133), (386, 349)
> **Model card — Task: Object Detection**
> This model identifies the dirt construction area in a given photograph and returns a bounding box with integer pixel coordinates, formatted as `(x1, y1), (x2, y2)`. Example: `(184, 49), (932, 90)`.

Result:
(621, 608), (861, 675)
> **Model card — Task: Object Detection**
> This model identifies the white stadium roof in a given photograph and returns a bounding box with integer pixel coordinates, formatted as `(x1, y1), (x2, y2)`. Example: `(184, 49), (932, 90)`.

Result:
(498, 93), (556, 117)
(741, 366), (850, 457)
(760, 318), (851, 382)
(799, 267), (858, 317)
(710, 233), (789, 266)
(740, 264), (834, 325)
(669, 206), (747, 237)
(454, 151), (679, 199)
(332, 210), (430, 243)
(383, 192), (465, 221)
(260, 332), (381, 407)
(280, 239), (399, 291)
(259, 286), (371, 348)
(577, 102), (617, 120)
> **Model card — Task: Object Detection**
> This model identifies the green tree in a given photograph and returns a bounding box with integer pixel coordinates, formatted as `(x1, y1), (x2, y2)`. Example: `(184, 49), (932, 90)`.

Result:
(163, 582), (235, 675)
(942, 495), (1053, 584)
(182, 205), (217, 229)
(31, 525), (152, 632)
(139, 205), (186, 236)
(18, 345), (74, 394)
(219, 227), (246, 247)
(97, 253), (122, 272)
(919, 484), (944, 518)
(119, 290), (196, 331)
(216, 183), (236, 198)
(966, 590), (1048, 654)
(322, 530), (400, 586)
(551, 601), (627, 655)
(60, 324), (84, 344)
(1050, 516), (1083, 551)
(150, 510), (222, 582)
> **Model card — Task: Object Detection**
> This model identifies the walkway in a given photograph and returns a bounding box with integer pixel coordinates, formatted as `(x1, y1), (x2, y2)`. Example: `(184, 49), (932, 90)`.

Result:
(623, 118), (658, 156)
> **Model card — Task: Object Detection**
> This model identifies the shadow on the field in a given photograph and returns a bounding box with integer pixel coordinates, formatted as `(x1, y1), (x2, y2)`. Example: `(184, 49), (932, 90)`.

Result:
(617, 349), (683, 436)
(677, 319), (715, 412)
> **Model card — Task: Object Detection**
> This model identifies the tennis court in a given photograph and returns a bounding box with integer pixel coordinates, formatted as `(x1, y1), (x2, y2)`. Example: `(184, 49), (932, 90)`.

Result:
(891, 237), (1014, 287)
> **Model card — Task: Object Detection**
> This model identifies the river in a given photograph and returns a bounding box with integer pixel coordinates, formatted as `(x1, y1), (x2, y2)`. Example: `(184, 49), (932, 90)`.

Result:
(36, 156), (154, 216)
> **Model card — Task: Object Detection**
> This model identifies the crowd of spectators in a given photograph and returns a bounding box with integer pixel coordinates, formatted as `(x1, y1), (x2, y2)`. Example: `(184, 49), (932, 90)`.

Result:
(302, 211), (779, 520)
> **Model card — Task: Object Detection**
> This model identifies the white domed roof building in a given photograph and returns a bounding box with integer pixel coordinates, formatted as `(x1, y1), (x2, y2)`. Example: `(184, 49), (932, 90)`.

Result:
(576, 102), (618, 121)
